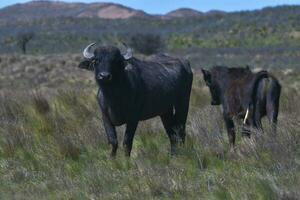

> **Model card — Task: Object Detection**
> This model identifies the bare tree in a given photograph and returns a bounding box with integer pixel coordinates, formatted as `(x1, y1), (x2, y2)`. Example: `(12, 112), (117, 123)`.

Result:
(17, 32), (34, 54)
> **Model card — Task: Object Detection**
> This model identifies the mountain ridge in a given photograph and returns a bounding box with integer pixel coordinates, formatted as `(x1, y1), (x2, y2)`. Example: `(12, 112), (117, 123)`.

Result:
(0, 1), (150, 20)
(0, 0), (227, 21)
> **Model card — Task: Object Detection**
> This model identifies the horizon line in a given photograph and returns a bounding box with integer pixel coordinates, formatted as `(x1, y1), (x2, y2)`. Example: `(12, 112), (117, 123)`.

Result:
(0, 0), (299, 14)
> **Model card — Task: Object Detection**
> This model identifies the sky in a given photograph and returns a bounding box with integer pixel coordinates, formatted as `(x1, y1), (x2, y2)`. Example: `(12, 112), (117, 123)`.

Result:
(0, 0), (299, 14)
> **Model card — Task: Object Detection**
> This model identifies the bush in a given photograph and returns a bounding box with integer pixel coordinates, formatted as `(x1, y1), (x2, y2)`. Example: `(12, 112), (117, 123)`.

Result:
(129, 33), (164, 55)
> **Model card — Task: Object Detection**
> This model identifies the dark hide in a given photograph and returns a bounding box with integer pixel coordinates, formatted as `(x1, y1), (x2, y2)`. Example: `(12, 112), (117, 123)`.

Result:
(201, 66), (281, 149)
(79, 46), (193, 157)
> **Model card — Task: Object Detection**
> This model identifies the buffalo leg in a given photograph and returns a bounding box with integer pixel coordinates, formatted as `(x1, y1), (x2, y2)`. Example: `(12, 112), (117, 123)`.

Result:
(266, 82), (281, 135)
(160, 111), (178, 155)
(267, 100), (279, 135)
(267, 108), (278, 135)
(102, 113), (118, 157)
(253, 110), (263, 133)
(224, 115), (236, 151)
(123, 122), (138, 157)
(174, 93), (191, 144)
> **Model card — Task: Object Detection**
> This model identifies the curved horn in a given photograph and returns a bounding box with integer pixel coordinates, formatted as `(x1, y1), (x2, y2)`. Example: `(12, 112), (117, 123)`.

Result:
(123, 48), (133, 60)
(83, 43), (96, 59)
(122, 42), (133, 60)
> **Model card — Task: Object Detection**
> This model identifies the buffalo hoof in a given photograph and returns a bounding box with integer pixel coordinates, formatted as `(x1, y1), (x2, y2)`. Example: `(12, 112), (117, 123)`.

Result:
(170, 146), (178, 156)
(110, 143), (118, 158)
(110, 152), (117, 158)
(229, 145), (236, 153)
(124, 149), (131, 157)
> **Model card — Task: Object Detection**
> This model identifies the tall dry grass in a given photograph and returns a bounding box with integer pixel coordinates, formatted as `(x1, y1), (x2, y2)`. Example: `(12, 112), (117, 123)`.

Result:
(0, 54), (299, 199)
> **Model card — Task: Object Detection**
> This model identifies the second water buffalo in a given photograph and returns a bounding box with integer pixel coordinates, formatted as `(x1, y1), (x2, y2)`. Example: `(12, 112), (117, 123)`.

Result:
(201, 66), (281, 150)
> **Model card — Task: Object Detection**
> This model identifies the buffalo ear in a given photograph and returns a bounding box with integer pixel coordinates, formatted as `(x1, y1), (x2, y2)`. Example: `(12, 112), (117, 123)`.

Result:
(201, 68), (211, 84)
(78, 60), (94, 71)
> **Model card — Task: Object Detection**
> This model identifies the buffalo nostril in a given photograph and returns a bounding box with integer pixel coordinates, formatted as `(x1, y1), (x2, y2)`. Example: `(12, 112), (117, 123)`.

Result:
(96, 74), (103, 80)
(107, 74), (112, 80)
(98, 72), (112, 81)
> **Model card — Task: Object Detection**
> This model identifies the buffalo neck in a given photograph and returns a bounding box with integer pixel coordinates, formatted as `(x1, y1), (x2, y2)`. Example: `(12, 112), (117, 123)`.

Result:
(97, 71), (128, 97)
(97, 70), (131, 123)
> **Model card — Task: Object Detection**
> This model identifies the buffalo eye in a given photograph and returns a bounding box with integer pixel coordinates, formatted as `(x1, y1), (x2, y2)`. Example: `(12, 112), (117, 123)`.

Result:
(94, 59), (101, 65)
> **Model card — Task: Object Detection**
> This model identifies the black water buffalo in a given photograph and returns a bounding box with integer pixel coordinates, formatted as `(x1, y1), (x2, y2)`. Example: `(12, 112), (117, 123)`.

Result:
(78, 43), (193, 157)
(201, 66), (281, 150)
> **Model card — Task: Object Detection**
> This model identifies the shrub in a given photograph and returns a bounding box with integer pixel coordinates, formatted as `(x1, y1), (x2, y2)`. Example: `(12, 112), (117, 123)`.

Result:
(129, 33), (164, 55)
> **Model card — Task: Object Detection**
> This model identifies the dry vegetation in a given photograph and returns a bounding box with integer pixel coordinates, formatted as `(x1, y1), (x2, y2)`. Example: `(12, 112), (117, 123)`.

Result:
(0, 54), (299, 199)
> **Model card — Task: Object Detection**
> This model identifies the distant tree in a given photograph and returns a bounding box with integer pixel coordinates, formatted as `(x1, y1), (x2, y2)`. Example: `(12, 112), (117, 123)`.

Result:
(17, 32), (34, 54)
(129, 33), (164, 55)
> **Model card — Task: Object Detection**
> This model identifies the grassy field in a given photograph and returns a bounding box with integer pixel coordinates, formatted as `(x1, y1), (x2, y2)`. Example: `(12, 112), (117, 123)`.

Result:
(0, 54), (300, 199)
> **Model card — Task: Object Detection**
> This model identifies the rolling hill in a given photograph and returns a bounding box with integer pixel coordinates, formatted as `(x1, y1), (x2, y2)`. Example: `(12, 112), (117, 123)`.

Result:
(165, 8), (204, 18)
(0, 1), (150, 20)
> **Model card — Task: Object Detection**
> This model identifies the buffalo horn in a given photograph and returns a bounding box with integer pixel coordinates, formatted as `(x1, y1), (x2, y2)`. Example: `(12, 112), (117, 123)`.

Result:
(122, 42), (133, 60)
(83, 43), (96, 59)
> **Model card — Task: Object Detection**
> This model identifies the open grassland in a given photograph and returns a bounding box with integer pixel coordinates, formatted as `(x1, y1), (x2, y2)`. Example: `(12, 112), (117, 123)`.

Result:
(0, 54), (300, 199)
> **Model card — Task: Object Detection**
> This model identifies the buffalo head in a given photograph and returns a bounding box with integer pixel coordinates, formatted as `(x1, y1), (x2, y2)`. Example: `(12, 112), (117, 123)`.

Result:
(78, 43), (133, 83)
(201, 68), (221, 105)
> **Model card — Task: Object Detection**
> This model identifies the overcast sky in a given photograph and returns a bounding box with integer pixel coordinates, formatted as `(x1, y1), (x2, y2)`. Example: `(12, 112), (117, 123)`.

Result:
(1, 0), (299, 14)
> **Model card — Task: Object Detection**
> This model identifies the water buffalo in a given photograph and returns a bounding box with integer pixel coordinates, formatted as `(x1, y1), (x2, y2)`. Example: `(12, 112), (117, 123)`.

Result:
(201, 66), (281, 150)
(78, 43), (193, 157)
